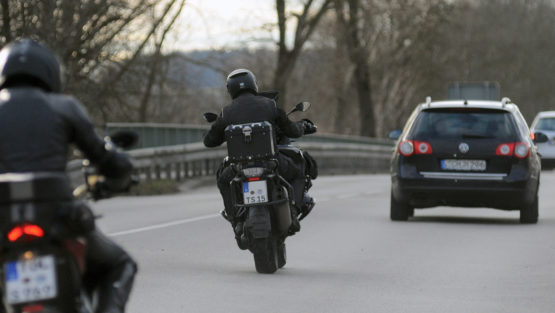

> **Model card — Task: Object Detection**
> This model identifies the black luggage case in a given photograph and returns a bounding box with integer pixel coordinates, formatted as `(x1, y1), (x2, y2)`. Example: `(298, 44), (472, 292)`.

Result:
(225, 121), (276, 162)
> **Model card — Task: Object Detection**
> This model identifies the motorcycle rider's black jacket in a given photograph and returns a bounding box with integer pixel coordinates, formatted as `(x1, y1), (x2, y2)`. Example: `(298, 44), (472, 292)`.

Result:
(0, 87), (132, 180)
(0, 86), (136, 313)
(204, 92), (305, 147)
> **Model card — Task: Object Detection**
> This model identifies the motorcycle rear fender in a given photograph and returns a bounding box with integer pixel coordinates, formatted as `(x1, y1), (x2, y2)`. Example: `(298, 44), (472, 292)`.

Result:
(244, 207), (271, 239)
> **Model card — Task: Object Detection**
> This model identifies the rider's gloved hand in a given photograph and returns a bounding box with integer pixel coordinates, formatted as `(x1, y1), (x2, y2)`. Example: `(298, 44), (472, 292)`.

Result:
(302, 119), (317, 134)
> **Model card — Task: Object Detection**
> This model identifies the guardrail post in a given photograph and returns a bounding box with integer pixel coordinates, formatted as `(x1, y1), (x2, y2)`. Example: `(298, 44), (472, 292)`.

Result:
(165, 163), (171, 180)
(176, 162), (182, 181)
(204, 159), (210, 175)
(155, 164), (161, 180)
(197, 160), (202, 177)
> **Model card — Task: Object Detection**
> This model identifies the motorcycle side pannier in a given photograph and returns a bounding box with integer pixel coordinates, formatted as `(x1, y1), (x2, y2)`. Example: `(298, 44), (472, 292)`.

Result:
(225, 121), (276, 162)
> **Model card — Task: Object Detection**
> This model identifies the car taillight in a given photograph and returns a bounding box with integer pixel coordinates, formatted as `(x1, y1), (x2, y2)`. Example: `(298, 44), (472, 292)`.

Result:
(398, 140), (414, 156)
(414, 141), (433, 154)
(496, 143), (514, 156)
(398, 140), (432, 156)
(514, 142), (530, 158)
(496, 142), (529, 158)
(7, 224), (44, 242)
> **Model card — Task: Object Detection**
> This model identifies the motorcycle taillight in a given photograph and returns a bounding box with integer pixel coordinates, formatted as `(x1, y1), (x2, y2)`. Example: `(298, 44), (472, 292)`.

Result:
(7, 224), (45, 242)
(22, 304), (44, 313)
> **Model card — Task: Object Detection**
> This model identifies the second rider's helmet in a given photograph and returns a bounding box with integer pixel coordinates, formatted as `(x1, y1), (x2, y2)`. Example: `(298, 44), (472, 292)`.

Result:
(226, 68), (258, 99)
(0, 38), (62, 93)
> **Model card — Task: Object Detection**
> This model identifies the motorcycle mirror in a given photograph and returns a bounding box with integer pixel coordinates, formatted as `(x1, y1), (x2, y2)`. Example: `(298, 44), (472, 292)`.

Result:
(203, 112), (218, 123)
(287, 101), (311, 115)
(109, 130), (139, 149)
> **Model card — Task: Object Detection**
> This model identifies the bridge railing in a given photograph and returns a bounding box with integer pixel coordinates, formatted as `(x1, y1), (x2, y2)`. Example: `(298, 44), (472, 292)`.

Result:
(67, 140), (395, 186)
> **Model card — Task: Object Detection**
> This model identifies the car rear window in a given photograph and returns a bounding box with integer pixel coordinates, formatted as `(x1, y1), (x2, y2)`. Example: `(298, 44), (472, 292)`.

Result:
(411, 108), (516, 140)
(536, 117), (555, 131)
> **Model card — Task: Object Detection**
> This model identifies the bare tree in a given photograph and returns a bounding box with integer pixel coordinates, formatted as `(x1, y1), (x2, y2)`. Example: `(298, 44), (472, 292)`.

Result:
(335, 0), (375, 137)
(273, 0), (332, 106)
(0, 0), (188, 123)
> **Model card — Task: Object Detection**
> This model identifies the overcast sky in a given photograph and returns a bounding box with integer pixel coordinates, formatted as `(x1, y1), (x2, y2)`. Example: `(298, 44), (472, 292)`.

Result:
(169, 0), (277, 51)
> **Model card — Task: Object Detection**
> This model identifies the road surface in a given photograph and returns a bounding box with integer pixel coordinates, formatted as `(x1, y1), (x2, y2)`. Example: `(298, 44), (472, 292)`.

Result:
(94, 171), (555, 313)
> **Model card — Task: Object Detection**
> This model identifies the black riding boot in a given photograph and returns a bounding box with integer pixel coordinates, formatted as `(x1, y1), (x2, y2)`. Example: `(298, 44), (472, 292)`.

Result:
(95, 261), (137, 313)
(84, 231), (137, 313)
(233, 221), (248, 250)
(288, 206), (301, 235)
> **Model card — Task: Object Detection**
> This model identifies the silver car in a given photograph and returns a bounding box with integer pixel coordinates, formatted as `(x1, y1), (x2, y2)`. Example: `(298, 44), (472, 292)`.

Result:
(530, 111), (555, 169)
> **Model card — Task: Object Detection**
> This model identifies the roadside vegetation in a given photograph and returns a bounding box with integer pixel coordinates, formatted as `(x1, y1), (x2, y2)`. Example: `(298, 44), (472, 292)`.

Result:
(1, 0), (553, 137)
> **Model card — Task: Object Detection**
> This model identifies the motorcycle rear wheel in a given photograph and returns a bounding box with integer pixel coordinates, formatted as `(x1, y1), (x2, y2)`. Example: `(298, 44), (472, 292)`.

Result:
(253, 236), (278, 274)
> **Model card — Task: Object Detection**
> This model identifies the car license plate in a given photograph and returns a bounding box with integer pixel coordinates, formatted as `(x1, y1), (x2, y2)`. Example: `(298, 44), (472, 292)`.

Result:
(243, 180), (268, 204)
(441, 159), (486, 171)
(5, 255), (57, 304)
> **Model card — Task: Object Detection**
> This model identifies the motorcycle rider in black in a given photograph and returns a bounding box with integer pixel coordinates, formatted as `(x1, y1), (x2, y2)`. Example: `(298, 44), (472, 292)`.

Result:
(0, 39), (136, 313)
(204, 69), (316, 247)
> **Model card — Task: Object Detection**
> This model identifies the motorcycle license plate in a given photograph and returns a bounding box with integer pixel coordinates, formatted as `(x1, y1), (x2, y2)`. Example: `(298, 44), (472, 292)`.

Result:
(243, 180), (268, 204)
(5, 255), (58, 304)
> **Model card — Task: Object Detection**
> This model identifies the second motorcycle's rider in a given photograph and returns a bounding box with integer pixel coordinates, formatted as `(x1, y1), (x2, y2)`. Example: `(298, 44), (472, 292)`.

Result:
(203, 68), (316, 247)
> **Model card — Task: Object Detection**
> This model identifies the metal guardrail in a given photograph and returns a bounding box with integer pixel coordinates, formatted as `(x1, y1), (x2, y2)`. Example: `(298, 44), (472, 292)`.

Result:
(105, 123), (394, 149)
(67, 141), (395, 186)
(105, 123), (207, 149)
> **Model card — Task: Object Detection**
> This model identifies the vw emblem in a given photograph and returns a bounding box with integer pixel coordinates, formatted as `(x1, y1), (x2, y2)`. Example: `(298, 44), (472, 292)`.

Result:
(458, 142), (469, 153)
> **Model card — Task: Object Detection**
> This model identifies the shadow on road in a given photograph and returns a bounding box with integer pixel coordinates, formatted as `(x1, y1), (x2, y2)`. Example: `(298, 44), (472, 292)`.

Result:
(408, 215), (521, 225)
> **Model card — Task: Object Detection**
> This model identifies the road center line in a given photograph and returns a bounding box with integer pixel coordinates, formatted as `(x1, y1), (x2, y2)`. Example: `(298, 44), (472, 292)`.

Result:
(108, 213), (220, 237)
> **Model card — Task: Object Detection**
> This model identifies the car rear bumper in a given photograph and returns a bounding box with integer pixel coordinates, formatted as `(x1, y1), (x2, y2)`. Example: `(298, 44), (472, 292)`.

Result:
(391, 171), (538, 210)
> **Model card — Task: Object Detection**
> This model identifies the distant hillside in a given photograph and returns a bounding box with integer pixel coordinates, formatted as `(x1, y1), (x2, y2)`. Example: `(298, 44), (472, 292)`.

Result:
(166, 50), (235, 89)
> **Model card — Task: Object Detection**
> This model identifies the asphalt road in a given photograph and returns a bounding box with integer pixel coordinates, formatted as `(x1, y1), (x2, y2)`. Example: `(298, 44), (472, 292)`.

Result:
(94, 171), (555, 313)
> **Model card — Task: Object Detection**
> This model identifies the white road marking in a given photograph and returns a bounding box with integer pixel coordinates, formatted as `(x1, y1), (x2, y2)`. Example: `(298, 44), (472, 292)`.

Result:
(108, 190), (385, 237)
(108, 213), (220, 237)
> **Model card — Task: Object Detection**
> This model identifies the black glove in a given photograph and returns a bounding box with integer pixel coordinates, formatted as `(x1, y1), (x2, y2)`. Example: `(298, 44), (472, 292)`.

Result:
(302, 119), (317, 134)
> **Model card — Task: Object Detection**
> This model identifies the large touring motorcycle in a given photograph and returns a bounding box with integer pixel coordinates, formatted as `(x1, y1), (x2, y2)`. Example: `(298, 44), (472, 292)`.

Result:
(204, 99), (317, 274)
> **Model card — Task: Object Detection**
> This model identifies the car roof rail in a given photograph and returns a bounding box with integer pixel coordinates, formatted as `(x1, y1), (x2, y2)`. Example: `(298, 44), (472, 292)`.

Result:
(501, 97), (511, 107)
(426, 96), (431, 107)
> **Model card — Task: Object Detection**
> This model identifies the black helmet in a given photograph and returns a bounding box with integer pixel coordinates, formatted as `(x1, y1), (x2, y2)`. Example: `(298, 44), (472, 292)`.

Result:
(0, 38), (62, 93)
(226, 68), (258, 99)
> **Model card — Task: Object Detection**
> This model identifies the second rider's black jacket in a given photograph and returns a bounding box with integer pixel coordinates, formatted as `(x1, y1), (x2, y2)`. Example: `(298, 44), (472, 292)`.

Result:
(0, 87), (132, 179)
(204, 92), (305, 147)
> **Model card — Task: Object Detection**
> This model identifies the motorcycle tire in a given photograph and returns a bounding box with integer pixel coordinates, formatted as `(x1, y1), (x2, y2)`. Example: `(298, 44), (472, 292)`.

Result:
(253, 236), (278, 274)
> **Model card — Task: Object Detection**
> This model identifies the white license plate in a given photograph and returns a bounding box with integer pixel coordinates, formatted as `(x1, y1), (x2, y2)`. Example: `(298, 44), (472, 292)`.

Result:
(243, 180), (268, 204)
(5, 255), (58, 304)
(441, 159), (486, 171)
